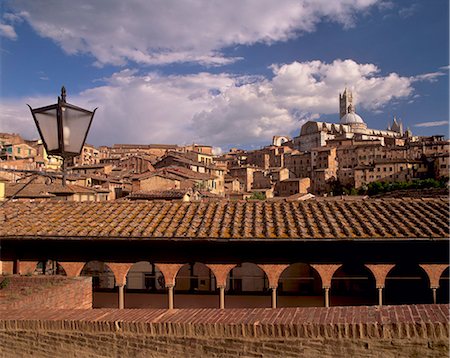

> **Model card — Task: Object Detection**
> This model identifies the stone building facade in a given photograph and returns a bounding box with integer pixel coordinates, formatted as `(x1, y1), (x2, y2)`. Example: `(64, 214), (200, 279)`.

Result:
(293, 89), (406, 153)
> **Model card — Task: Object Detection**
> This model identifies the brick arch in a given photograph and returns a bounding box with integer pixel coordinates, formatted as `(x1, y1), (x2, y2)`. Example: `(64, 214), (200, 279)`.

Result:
(155, 263), (185, 287)
(385, 263), (431, 305)
(332, 264), (377, 279)
(438, 267), (449, 303)
(310, 264), (342, 289)
(80, 260), (116, 288)
(226, 262), (270, 292)
(174, 262), (216, 291)
(365, 264), (396, 288)
(206, 264), (236, 288)
(58, 262), (86, 277)
(331, 263), (378, 306)
(440, 267), (449, 280)
(258, 264), (289, 289)
(420, 264), (450, 289)
(277, 262), (323, 292)
(125, 261), (162, 290)
(107, 263), (134, 286)
(385, 263), (431, 285)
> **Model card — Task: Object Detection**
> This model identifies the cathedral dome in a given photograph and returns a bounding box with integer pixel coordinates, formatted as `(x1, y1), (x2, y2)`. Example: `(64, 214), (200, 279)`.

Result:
(340, 104), (365, 125)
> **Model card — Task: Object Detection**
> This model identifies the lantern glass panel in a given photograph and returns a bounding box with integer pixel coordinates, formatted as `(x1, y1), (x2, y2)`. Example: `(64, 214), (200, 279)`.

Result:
(61, 106), (93, 155)
(33, 108), (59, 152)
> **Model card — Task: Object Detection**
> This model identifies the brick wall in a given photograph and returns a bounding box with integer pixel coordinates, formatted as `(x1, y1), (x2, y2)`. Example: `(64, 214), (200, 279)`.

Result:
(0, 276), (92, 310)
(0, 305), (448, 357)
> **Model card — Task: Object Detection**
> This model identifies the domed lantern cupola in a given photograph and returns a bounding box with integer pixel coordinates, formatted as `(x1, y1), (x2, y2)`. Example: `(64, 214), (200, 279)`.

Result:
(340, 103), (367, 129)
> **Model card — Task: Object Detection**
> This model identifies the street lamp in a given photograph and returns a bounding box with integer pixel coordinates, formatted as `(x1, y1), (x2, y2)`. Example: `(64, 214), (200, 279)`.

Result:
(28, 86), (97, 185)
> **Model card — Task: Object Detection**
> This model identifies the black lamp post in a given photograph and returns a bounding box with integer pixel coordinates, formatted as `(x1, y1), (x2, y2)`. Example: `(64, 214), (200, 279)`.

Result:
(28, 86), (97, 185)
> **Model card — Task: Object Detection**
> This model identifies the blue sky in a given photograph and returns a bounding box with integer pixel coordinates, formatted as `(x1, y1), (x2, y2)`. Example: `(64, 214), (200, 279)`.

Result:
(0, 0), (448, 151)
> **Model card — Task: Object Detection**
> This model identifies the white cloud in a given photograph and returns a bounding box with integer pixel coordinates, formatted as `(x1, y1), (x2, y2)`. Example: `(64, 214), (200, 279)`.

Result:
(398, 4), (419, 18)
(8, 0), (379, 66)
(70, 70), (237, 146)
(0, 94), (55, 140)
(0, 23), (17, 40)
(0, 10), (27, 40)
(191, 80), (298, 147)
(412, 71), (446, 83)
(271, 59), (413, 112)
(0, 59), (417, 148)
(414, 121), (449, 128)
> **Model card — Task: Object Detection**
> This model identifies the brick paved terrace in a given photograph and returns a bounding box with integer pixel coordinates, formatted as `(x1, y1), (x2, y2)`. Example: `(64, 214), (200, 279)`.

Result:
(0, 305), (448, 357)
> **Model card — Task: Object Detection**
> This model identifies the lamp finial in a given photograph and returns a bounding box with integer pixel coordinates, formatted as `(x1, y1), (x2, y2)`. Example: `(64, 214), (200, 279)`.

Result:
(61, 86), (67, 102)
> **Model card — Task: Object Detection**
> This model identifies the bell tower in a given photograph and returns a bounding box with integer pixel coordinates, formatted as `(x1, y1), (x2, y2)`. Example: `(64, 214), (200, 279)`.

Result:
(339, 88), (353, 119)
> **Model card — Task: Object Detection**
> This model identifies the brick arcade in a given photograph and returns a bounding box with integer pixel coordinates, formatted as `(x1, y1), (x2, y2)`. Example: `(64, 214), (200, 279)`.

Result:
(0, 198), (449, 357)
(1, 198), (448, 309)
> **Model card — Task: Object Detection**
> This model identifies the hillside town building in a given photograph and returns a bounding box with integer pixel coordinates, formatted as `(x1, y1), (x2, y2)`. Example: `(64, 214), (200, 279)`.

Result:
(0, 90), (448, 200)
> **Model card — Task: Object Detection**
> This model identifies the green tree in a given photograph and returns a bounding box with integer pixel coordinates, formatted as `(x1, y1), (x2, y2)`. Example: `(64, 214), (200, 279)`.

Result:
(248, 192), (266, 200)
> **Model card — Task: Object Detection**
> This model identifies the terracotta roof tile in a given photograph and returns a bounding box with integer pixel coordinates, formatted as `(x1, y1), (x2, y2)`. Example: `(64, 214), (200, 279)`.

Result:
(0, 199), (448, 240)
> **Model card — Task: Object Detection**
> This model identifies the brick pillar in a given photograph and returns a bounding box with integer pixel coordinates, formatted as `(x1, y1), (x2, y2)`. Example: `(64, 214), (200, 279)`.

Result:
(156, 263), (185, 309)
(19, 261), (38, 275)
(58, 262), (86, 277)
(310, 264), (342, 308)
(258, 264), (289, 309)
(365, 264), (395, 306)
(107, 263), (133, 309)
(419, 264), (449, 304)
(206, 264), (236, 309)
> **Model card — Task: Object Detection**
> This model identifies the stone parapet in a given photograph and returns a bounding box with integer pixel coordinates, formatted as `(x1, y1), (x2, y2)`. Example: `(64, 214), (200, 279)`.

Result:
(1, 305), (448, 339)
(0, 305), (448, 358)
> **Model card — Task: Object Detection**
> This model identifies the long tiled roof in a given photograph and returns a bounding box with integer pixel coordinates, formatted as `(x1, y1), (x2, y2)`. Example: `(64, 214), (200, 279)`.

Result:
(126, 189), (190, 200)
(5, 183), (96, 198)
(0, 199), (448, 240)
